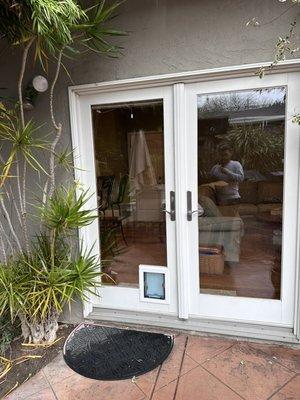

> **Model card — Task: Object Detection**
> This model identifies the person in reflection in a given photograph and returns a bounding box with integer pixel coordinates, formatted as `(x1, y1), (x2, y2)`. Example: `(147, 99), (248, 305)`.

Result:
(211, 144), (244, 205)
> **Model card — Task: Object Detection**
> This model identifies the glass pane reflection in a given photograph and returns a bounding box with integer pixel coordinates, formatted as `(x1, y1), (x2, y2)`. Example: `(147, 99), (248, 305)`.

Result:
(92, 100), (167, 287)
(198, 87), (285, 299)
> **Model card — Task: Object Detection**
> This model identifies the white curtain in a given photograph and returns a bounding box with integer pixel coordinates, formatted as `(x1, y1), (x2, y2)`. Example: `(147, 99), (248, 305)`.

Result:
(129, 130), (157, 193)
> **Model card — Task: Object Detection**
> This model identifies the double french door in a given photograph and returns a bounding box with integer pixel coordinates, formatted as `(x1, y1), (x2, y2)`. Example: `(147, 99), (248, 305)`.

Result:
(72, 71), (300, 330)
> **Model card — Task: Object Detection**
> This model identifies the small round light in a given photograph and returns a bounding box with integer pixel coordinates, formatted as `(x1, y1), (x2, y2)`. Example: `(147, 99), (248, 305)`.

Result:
(32, 75), (48, 93)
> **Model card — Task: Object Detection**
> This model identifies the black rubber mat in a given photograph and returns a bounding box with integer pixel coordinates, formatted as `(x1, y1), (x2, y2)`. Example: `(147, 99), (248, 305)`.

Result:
(63, 323), (174, 380)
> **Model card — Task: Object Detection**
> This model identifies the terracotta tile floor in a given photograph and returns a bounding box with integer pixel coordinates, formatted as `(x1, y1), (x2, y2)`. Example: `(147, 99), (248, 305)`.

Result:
(4, 334), (300, 400)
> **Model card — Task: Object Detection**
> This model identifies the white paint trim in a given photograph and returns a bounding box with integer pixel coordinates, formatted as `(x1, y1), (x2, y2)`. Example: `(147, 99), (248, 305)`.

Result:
(69, 59), (300, 95)
(173, 83), (189, 319)
(294, 176), (300, 338)
(293, 91), (300, 340)
(68, 90), (95, 317)
(88, 307), (300, 344)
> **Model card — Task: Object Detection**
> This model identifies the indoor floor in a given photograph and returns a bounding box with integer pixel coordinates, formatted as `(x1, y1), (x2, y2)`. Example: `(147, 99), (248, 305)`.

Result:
(105, 215), (280, 299)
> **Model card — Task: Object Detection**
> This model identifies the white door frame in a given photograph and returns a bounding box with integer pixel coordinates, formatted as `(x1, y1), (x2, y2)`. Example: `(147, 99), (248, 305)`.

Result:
(69, 85), (178, 316)
(185, 72), (300, 326)
(69, 59), (300, 341)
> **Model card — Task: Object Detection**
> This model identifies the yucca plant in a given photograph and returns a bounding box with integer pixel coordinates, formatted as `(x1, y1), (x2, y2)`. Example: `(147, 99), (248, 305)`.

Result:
(0, 186), (101, 344)
(39, 186), (96, 233)
(0, 1), (126, 345)
(0, 245), (101, 343)
(0, 105), (49, 183)
(0, 0), (125, 252)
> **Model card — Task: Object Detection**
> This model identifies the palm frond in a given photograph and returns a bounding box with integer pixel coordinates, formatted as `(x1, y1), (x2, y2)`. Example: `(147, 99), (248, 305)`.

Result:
(38, 185), (97, 233)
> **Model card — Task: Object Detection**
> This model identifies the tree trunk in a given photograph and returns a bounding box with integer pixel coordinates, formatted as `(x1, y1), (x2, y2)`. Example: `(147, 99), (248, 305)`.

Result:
(19, 310), (60, 344)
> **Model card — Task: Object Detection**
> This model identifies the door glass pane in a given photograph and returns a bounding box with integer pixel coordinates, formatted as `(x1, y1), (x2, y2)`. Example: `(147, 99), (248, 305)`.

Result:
(92, 100), (167, 287)
(198, 87), (285, 299)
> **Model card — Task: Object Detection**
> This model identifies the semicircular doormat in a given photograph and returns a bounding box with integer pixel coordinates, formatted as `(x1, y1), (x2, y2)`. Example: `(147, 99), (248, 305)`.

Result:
(63, 323), (174, 381)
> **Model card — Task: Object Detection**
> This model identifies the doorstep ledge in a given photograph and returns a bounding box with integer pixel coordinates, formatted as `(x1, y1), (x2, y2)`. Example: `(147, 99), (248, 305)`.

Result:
(86, 306), (300, 345)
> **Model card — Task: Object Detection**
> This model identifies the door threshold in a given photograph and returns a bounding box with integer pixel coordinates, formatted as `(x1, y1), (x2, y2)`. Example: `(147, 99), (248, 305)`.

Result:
(87, 307), (300, 345)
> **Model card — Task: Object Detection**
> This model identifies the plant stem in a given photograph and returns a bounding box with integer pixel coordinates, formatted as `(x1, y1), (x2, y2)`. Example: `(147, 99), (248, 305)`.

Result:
(0, 197), (22, 252)
(48, 49), (64, 199)
(50, 49), (63, 131)
(16, 154), (24, 214)
(7, 184), (22, 226)
(40, 179), (49, 231)
(0, 219), (14, 255)
(22, 158), (30, 253)
(18, 38), (34, 129)
(0, 226), (7, 263)
(16, 37), (34, 254)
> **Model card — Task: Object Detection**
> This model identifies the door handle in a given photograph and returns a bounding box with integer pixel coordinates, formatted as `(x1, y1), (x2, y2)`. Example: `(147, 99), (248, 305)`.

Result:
(161, 191), (176, 221)
(187, 191), (202, 221)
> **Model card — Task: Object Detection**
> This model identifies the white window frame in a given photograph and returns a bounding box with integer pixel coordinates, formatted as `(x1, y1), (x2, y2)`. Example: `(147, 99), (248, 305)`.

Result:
(69, 59), (300, 342)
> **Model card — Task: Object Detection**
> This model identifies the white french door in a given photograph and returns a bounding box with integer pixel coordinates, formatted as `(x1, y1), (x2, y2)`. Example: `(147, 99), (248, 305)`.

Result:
(184, 72), (300, 326)
(71, 69), (300, 331)
(73, 85), (178, 316)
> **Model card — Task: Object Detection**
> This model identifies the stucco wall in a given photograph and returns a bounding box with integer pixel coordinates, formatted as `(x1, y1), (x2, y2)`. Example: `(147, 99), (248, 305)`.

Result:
(0, 0), (299, 321)
(1, 0), (299, 134)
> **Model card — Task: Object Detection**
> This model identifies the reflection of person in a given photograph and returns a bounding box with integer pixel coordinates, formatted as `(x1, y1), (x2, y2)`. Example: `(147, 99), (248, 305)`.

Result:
(211, 145), (244, 204)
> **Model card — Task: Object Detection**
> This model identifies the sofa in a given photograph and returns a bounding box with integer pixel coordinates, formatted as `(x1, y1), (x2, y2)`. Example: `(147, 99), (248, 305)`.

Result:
(218, 180), (283, 216)
(198, 183), (244, 262)
(198, 179), (283, 263)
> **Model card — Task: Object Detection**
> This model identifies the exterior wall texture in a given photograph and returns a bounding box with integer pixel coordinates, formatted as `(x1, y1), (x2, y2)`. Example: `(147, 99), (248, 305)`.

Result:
(1, 0), (299, 137)
(0, 0), (299, 322)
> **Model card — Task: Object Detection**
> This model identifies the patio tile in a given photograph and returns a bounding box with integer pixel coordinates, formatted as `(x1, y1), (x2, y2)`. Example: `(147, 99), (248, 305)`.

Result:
(53, 372), (145, 400)
(269, 374), (300, 400)
(151, 380), (177, 400)
(135, 368), (159, 397)
(23, 387), (56, 400)
(5, 371), (50, 400)
(155, 335), (190, 388)
(135, 334), (197, 396)
(5, 335), (299, 400)
(185, 335), (235, 364)
(175, 365), (242, 400)
(43, 353), (76, 386)
(203, 342), (295, 400)
(247, 342), (300, 373)
(181, 354), (198, 375)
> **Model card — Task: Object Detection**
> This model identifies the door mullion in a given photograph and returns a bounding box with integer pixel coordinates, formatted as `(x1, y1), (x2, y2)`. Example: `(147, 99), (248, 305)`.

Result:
(174, 83), (189, 319)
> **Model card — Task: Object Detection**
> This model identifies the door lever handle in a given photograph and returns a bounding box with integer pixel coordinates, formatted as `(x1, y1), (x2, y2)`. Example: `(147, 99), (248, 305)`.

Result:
(187, 209), (199, 220)
(161, 191), (175, 221)
(161, 207), (175, 219)
(187, 191), (203, 221)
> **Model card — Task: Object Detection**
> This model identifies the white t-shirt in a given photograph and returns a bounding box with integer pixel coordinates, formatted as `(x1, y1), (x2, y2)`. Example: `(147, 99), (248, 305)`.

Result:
(211, 160), (244, 201)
